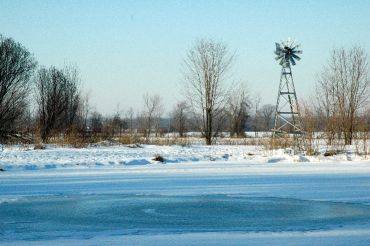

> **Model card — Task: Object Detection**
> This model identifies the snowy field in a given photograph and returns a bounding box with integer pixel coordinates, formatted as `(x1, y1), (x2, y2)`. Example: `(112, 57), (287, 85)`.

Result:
(1, 144), (370, 245)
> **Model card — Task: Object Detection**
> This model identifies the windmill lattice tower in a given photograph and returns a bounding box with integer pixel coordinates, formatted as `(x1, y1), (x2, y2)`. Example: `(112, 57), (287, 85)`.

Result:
(272, 39), (305, 150)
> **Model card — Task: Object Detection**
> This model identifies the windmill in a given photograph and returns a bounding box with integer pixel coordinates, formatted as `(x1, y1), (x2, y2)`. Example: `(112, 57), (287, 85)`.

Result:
(272, 38), (305, 150)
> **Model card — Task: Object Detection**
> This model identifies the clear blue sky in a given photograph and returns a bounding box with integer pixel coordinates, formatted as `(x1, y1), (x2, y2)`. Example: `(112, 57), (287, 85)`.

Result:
(1, 0), (369, 115)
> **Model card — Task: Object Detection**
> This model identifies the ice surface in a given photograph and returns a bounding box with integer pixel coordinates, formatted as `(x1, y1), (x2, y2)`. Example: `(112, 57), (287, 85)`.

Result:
(0, 145), (370, 245)
(2, 194), (370, 241)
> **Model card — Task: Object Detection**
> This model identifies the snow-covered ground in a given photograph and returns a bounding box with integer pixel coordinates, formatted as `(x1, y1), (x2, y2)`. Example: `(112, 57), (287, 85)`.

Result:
(0, 144), (368, 171)
(1, 144), (370, 245)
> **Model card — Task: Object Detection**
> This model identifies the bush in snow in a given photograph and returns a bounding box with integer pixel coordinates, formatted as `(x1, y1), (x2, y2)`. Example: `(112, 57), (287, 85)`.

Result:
(152, 154), (165, 163)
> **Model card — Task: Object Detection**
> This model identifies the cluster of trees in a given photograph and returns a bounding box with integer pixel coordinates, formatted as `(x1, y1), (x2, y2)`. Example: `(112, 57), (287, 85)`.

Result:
(0, 35), (88, 143)
(36, 66), (85, 142)
(299, 46), (369, 149)
(0, 34), (368, 146)
(315, 47), (369, 145)
(88, 110), (127, 139)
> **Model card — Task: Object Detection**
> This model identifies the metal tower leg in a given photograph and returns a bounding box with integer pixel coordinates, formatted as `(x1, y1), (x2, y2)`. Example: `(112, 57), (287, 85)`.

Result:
(272, 65), (306, 151)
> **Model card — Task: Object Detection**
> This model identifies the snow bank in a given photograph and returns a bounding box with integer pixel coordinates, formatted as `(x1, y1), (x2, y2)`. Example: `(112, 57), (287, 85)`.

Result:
(0, 144), (368, 172)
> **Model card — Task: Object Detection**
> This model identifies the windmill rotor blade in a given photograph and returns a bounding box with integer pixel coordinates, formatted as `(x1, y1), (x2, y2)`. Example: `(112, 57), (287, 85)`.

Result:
(274, 39), (301, 67)
(291, 45), (300, 52)
(290, 56), (296, 66)
(293, 44), (300, 50)
(283, 41), (287, 47)
(291, 53), (301, 60)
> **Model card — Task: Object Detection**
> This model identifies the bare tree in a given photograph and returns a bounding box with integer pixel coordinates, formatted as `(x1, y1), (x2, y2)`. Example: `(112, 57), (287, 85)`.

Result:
(171, 101), (188, 137)
(126, 107), (135, 134)
(366, 108), (370, 129)
(316, 46), (369, 145)
(141, 93), (163, 139)
(90, 111), (103, 136)
(259, 104), (275, 131)
(18, 109), (36, 141)
(63, 66), (81, 130)
(0, 35), (37, 142)
(183, 39), (234, 145)
(76, 93), (90, 134)
(301, 100), (319, 154)
(35, 66), (81, 142)
(252, 94), (261, 136)
(112, 113), (127, 137)
(36, 67), (66, 142)
(227, 84), (249, 137)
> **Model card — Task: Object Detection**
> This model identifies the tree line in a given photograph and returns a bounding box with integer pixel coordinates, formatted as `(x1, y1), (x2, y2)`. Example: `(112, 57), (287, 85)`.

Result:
(0, 34), (368, 146)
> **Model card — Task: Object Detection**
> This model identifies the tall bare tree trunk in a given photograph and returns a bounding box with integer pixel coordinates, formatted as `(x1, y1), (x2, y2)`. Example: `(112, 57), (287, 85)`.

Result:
(183, 39), (234, 145)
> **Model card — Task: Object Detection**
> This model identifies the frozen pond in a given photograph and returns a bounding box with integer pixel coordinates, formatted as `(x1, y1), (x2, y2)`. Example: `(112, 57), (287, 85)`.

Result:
(2, 193), (370, 241)
(1, 157), (370, 244)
